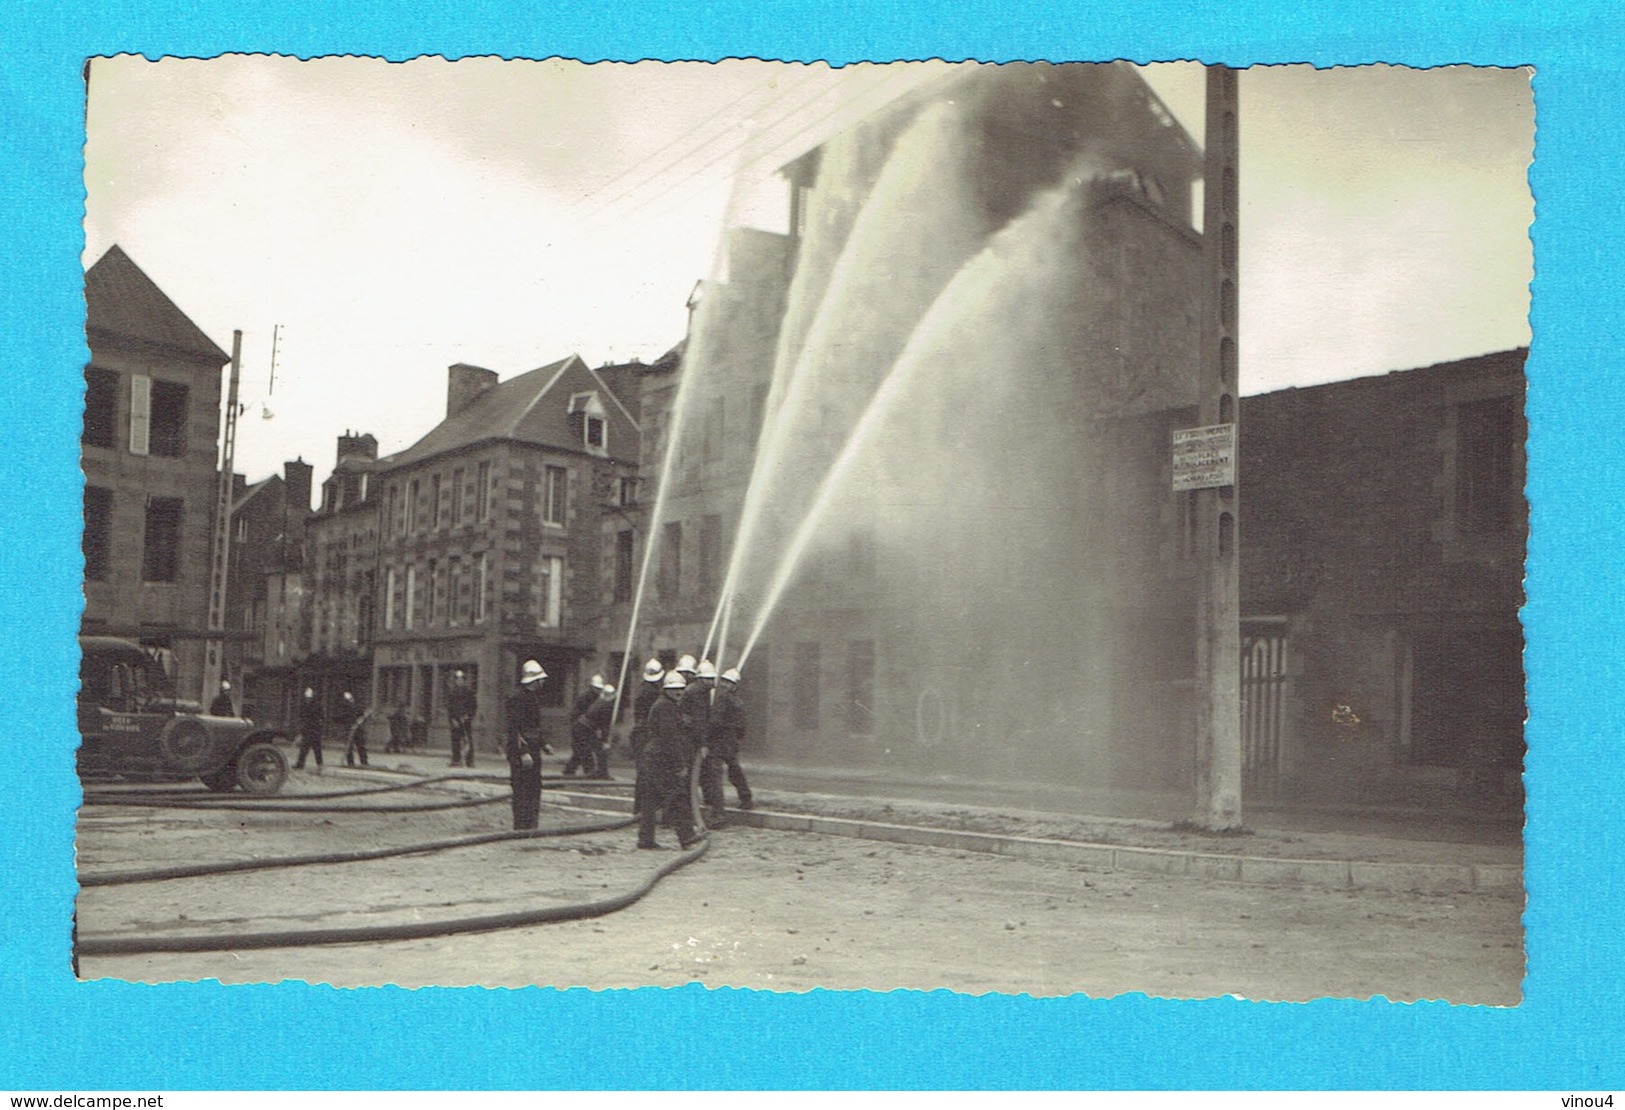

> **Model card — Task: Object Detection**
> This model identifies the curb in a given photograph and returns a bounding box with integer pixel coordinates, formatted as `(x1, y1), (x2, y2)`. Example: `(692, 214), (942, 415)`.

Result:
(545, 788), (1522, 895)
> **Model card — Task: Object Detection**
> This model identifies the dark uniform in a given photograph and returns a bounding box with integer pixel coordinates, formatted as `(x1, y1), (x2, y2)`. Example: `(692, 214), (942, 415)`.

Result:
(293, 695), (324, 770)
(636, 690), (701, 850)
(678, 679), (714, 821)
(630, 679), (663, 815)
(579, 694), (616, 779)
(702, 680), (753, 816)
(209, 687), (234, 716)
(564, 686), (601, 776)
(447, 681), (478, 767)
(339, 697), (369, 767)
(504, 687), (548, 830)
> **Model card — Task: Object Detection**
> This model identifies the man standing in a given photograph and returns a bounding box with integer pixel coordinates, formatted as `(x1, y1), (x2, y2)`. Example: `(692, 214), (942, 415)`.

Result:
(630, 659), (664, 816)
(339, 690), (370, 767)
(504, 659), (551, 831)
(209, 680), (235, 717)
(582, 683), (617, 779)
(447, 669), (478, 768)
(563, 674), (604, 776)
(293, 686), (324, 773)
(679, 659), (718, 820)
(636, 670), (703, 851)
(702, 666), (754, 824)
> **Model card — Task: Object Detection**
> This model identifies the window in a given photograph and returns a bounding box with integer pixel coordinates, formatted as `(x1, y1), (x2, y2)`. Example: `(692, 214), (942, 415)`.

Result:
(1456, 395), (1520, 534)
(618, 476), (638, 506)
(448, 556), (463, 626)
(141, 497), (182, 582)
(149, 381), (189, 458)
(659, 521), (682, 600)
(539, 555), (563, 627)
(793, 641), (820, 730)
(83, 368), (117, 448)
(431, 473), (443, 530)
(357, 572), (374, 643)
(404, 563), (417, 629)
(84, 486), (111, 581)
(848, 640), (875, 734)
(386, 485), (399, 537)
(544, 465), (568, 526)
(235, 515), (248, 544)
(427, 558), (439, 625)
(614, 529), (635, 603)
(407, 479), (420, 533)
(451, 467), (465, 523)
(699, 514), (722, 595)
(128, 374), (151, 456)
(474, 553), (489, 623)
(476, 461), (492, 522)
(569, 391), (608, 453)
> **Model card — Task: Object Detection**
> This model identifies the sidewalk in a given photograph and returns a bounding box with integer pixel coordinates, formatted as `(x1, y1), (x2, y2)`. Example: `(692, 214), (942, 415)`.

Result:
(337, 746), (1523, 894)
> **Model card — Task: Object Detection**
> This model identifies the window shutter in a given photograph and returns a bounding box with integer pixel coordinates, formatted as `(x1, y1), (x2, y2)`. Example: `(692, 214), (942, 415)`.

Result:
(129, 374), (151, 456)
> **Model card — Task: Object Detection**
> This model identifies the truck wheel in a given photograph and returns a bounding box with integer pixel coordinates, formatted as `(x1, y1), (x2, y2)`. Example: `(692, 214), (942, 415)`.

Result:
(159, 719), (214, 773)
(235, 742), (288, 795)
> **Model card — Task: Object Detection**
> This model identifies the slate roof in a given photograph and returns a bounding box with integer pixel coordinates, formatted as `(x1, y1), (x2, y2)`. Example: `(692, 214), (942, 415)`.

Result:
(85, 245), (230, 364)
(384, 354), (644, 470)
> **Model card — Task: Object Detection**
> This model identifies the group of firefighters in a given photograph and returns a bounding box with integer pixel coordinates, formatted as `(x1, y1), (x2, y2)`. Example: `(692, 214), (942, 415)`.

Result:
(271, 654), (753, 850)
(502, 653), (752, 848)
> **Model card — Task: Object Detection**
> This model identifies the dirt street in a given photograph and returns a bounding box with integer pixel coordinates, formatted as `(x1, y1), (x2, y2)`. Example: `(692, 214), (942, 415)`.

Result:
(72, 774), (1524, 1004)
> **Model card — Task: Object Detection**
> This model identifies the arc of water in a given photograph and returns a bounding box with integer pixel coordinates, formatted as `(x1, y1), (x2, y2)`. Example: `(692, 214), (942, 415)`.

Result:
(737, 177), (1089, 667)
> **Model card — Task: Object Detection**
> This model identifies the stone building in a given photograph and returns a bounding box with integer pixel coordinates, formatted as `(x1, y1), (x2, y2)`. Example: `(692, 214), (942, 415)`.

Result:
(81, 245), (230, 701)
(1238, 348), (1528, 812)
(627, 62), (1209, 803)
(370, 357), (642, 756)
(221, 457), (312, 723)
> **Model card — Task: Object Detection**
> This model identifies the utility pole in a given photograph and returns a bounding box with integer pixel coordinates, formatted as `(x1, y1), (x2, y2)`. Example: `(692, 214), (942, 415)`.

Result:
(1191, 64), (1243, 830)
(202, 329), (243, 705)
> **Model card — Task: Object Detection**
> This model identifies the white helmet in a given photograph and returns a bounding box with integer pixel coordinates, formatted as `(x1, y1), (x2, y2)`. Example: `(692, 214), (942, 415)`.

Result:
(697, 659), (717, 680)
(676, 654), (698, 675)
(721, 668), (741, 684)
(642, 659), (664, 683)
(304, 687), (315, 698)
(600, 684), (616, 697)
(220, 680), (231, 691)
(590, 673), (604, 689)
(520, 659), (547, 685)
(663, 671), (688, 690)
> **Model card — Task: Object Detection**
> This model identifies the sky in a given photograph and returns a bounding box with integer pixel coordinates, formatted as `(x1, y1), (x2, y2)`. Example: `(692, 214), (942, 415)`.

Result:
(82, 57), (1534, 497)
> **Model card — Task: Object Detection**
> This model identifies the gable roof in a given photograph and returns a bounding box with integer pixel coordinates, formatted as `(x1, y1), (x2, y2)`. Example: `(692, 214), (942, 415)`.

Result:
(85, 245), (231, 364)
(385, 354), (643, 470)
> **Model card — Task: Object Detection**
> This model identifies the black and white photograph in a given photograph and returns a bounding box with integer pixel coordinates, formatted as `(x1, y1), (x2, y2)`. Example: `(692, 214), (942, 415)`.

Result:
(74, 56), (1532, 1004)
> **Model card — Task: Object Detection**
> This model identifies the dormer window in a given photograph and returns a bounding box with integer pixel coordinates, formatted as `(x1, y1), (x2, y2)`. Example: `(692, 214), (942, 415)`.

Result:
(569, 391), (608, 455)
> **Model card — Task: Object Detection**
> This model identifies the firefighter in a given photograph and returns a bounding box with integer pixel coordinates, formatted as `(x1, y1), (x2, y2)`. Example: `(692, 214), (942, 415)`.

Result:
(564, 674), (606, 776)
(293, 686), (324, 773)
(209, 680), (235, 717)
(582, 683), (618, 779)
(636, 669), (703, 851)
(504, 660), (551, 830)
(702, 666), (754, 823)
(679, 659), (718, 824)
(339, 690), (371, 767)
(447, 669), (478, 767)
(630, 659), (664, 815)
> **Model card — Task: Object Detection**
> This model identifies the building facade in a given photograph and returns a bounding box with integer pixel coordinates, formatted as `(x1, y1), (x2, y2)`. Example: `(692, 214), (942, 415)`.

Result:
(82, 245), (230, 702)
(221, 458), (312, 723)
(370, 357), (642, 755)
(626, 62), (1210, 804)
(1238, 349), (1528, 812)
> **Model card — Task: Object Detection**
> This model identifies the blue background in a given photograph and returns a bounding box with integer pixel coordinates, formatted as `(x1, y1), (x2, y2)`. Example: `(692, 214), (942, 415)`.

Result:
(3, 0), (1620, 1090)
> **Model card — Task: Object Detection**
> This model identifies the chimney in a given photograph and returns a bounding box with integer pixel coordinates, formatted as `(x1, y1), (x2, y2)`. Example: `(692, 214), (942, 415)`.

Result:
(448, 363), (499, 417)
(284, 457), (314, 518)
(336, 430), (378, 464)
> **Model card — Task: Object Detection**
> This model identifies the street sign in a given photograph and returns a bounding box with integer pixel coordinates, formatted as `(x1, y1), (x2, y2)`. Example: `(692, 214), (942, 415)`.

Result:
(1172, 423), (1236, 491)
